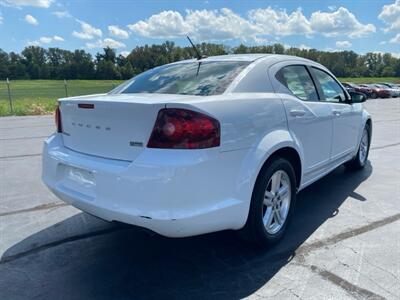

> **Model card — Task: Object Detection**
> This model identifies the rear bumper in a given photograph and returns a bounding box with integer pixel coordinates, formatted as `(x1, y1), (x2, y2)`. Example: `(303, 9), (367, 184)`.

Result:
(42, 134), (249, 237)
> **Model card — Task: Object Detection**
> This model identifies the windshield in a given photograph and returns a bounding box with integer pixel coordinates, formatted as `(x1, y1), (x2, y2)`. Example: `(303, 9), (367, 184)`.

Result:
(112, 61), (250, 96)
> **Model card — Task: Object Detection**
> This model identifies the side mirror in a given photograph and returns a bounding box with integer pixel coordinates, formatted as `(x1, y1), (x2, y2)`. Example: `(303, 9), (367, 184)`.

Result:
(349, 91), (367, 103)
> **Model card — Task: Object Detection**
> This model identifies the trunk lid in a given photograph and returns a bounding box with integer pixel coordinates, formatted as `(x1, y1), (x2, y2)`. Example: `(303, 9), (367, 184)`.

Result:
(59, 94), (184, 161)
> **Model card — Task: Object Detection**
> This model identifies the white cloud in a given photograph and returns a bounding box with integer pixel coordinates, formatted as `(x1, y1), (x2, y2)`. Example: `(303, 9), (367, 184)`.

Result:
(1, 0), (52, 8)
(52, 10), (71, 18)
(186, 8), (261, 41)
(128, 10), (190, 38)
(53, 35), (64, 41)
(323, 47), (338, 52)
(335, 40), (352, 48)
(27, 40), (40, 46)
(378, 0), (400, 32)
(389, 33), (400, 43)
(86, 38), (126, 49)
(119, 51), (130, 57)
(298, 44), (311, 50)
(284, 43), (311, 50)
(129, 9), (261, 41)
(72, 20), (102, 40)
(391, 52), (400, 58)
(248, 7), (312, 36)
(108, 25), (129, 39)
(24, 14), (38, 25)
(28, 35), (64, 46)
(128, 7), (375, 42)
(310, 7), (375, 38)
(0, 14), (3, 24)
(39, 36), (52, 43)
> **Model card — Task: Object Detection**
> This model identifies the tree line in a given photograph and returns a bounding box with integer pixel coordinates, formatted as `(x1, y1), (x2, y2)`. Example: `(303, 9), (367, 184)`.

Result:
(0, 41), (399, 80)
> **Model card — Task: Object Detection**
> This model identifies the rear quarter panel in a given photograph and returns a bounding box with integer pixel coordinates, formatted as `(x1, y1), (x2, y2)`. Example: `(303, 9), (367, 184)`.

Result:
(166, 93), (288, 152)
(165, 93), (299, 224)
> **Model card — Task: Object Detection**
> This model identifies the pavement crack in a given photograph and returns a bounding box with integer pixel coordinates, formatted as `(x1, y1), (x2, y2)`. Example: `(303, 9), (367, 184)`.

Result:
(0, 227), (124, 264)
(0, 124), (53, 130)
(370, 142), (400, 151)
(0, 202), (68, 217)
(309, 265), (386, 300)
(0, 135), (48, 141)
(362, 255), (400, 283)
(0, 153), (42, 159)
(271, 282), (303, 299)
(333, 254), (399, 299)
(295, 213), (400, 259)
(373, 119), (400, 123)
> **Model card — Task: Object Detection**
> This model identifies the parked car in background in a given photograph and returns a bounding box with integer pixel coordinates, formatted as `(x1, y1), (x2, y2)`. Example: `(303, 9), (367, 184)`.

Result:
(42, 54), (372, 246)
(378, 83), (400, 97)
(341, 82), (355, 94)
(373, 84), (399, 98)
(359, 84), (391, 98)
(342, 82), (372, 98)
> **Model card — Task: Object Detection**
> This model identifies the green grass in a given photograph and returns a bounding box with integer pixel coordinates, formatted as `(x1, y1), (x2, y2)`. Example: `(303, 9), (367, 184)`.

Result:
(1, 77), (399, 116)
(338, 77), (400, 84)
(0, 80), (123, 116)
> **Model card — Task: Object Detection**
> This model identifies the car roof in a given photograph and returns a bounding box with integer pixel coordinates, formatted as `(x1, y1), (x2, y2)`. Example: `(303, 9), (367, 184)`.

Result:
(201, 53), (269, 61)
(173, 53), (317, 67)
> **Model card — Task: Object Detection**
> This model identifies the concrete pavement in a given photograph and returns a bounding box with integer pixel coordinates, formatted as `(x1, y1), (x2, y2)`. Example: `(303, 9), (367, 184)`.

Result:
(0, 99), (399, 299)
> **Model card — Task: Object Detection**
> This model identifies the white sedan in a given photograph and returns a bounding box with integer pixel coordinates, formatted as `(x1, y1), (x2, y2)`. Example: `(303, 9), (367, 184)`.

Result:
(42, 54), (371, 246)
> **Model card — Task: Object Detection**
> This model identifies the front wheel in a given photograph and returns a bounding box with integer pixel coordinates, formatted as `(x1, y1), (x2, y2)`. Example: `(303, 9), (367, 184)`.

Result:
(345, 125), (370, 170)
(239, 157), (297, 246)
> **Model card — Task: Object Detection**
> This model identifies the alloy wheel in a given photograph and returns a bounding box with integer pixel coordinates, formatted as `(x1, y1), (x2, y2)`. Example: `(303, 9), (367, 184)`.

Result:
(262, 170), (291, 234)
(359, 129), (369, 164)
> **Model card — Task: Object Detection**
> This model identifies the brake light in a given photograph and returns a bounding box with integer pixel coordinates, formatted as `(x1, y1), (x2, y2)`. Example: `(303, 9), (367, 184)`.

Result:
(55, 105), (62, 133)
(147, 108), (220, 149)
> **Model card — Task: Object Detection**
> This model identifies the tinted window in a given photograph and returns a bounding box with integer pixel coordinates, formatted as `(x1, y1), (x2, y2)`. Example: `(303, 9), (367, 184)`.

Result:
(276, 65), (318, 101)
(312, 68), (346, 102)
(114, 61), (249, 96)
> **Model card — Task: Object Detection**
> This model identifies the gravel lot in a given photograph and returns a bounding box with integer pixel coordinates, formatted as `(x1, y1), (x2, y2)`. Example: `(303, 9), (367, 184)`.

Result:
(0, 98), (399, 300)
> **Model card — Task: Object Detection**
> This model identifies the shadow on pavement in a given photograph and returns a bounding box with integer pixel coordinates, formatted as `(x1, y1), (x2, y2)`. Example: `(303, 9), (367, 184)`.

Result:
(0, 163), (372, 299)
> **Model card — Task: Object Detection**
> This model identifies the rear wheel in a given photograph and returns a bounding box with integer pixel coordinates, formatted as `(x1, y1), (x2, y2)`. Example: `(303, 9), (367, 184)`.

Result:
(240, 157), (297, 246)
(345, 125), (370, 170)
(371, 92), (377, 99)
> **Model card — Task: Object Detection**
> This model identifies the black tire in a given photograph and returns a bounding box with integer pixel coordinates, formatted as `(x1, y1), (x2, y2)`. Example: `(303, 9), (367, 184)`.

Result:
(239, 157), (297, 246)
(345, 124), (371, 170)
(371, 93), (377, 99)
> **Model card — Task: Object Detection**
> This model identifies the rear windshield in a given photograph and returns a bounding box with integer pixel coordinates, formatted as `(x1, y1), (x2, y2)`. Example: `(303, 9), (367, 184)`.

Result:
(112, 61), (250, 96)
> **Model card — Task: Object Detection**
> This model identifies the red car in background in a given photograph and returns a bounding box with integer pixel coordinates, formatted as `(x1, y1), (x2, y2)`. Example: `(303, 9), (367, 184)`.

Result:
(342, 82), (373, 98)
(359, 84), (391, 98)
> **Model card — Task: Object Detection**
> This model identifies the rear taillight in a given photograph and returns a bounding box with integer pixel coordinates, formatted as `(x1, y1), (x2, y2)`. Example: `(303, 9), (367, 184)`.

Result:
(55, 105), (62, 133)
(147, 108), (220, 149)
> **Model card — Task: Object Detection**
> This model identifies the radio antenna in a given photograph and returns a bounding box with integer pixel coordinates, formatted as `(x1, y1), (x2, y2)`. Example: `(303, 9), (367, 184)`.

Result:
(186, 36), (204, 60)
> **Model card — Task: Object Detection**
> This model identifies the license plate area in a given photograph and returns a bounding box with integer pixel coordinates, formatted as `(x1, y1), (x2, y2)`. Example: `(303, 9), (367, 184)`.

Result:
(58, 164), (96, 199)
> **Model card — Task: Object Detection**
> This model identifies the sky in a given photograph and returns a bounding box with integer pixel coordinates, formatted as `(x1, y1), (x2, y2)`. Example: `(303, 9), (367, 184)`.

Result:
(0, 0), (399, 57)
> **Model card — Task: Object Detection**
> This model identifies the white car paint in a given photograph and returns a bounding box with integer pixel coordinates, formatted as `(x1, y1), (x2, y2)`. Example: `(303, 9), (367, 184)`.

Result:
(42, 54), (371, 237)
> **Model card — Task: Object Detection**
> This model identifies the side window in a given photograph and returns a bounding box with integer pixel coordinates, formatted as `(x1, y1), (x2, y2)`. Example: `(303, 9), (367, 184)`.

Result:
(312, 67), (346, 102)
(276, 65), (318, 101)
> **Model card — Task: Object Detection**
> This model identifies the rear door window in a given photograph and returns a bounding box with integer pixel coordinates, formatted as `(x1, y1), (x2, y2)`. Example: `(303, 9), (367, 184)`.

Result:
(276, 65), (318, 101)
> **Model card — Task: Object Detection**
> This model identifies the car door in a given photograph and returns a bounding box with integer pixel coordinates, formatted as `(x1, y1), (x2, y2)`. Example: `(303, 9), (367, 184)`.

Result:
(271, 63), (333, 183)
(310, 67), (362, 161)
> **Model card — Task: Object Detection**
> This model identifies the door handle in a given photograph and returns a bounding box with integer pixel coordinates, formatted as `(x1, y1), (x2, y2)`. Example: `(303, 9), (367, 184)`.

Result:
(332, 109), (343, 116)
(290, 109), (306, 117)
